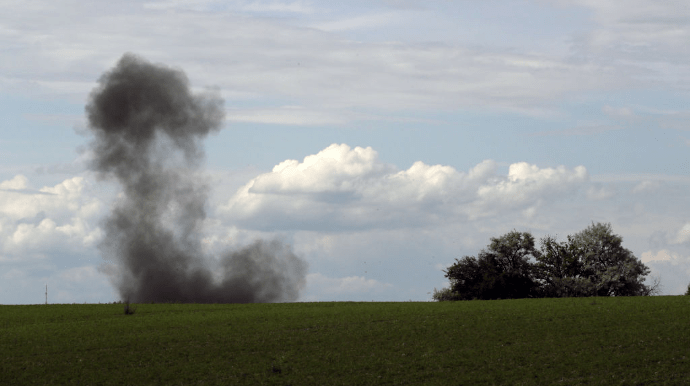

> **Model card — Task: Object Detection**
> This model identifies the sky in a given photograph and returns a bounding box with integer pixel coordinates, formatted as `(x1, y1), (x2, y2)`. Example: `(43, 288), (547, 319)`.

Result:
(2, 0), (690, 304)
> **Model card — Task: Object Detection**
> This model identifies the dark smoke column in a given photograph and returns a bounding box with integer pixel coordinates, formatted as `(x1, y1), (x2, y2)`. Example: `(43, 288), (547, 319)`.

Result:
(87, 53), (307, 303)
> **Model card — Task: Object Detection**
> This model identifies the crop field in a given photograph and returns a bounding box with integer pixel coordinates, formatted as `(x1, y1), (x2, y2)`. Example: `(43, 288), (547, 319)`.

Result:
(1, 296), (689, 385)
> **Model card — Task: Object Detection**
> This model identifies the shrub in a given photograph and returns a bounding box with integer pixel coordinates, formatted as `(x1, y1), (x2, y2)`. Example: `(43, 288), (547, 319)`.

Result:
(431, 287), (463, 301)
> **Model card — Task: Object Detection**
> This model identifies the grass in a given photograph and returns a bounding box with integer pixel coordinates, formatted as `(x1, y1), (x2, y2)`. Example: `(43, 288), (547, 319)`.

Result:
(1, 296), (689, 385)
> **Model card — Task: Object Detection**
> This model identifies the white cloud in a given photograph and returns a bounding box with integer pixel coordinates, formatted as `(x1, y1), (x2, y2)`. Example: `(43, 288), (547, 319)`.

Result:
(0, 175), (29, 190)
(473, 162), (588, 217)
(641, 249), (683, 263)
(249, 144), (391, 194)
(220, 143), (589, 230)
(0, 175), (104, 261)
(7, 217), (102, 253)
(0, 176), (100, 220)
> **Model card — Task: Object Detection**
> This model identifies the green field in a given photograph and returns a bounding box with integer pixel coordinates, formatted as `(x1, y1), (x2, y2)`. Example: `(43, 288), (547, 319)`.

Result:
(2, 296), (689, 385)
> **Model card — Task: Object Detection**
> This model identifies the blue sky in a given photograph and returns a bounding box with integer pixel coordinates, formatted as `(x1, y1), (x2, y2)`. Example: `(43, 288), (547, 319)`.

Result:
(2, 0), (690, 304)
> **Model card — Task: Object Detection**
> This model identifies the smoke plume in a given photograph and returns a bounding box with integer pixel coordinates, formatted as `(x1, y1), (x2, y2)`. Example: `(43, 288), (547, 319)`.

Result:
(86, 53), (307, 303)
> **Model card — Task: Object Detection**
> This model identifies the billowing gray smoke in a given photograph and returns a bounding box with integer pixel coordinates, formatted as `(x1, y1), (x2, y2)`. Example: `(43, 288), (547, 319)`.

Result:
(87, 53), (307, 303)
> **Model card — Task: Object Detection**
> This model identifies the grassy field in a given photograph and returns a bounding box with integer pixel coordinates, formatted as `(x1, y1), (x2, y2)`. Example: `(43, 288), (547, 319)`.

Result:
(1, 296), (689, 385)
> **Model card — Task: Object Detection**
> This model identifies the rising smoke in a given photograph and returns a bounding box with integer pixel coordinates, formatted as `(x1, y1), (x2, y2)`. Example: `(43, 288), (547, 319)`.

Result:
(86, 53), (307, 303)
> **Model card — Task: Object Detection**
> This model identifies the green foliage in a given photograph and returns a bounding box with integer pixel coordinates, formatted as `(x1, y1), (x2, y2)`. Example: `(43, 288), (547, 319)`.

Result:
(567, 222), (651, 296)
(685, 283), (690, 296)
(431, 287), (462, 301)
(533, 234), (590, 297)
(438, 222), (654, 301)
(442, 255), (482, 300)
(441, 231), (540, 300)
(2, 299), (690, 385)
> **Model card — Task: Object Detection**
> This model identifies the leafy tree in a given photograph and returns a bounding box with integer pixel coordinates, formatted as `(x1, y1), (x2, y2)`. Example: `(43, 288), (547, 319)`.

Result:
(685, 283), (690, 296)
(440, 255), (482, 300)
(440, 231), (540, 300)
(534, 234), (593, 297)
(435, 222), (654, 301)
(567, 222), (651, 296)
(480, 231), (540, 299)
(535, 222), (653, 297)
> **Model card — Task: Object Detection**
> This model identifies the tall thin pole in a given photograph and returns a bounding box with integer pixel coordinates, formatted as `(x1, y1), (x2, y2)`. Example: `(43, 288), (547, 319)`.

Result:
(45, 284), (47, 305)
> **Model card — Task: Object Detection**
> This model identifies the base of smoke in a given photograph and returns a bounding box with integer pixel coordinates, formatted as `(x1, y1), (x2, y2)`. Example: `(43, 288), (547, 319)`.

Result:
(98, 239), (308, 304)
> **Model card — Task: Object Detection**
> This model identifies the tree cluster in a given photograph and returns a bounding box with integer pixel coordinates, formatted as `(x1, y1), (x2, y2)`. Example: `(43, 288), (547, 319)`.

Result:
(434, 222), (658, 301)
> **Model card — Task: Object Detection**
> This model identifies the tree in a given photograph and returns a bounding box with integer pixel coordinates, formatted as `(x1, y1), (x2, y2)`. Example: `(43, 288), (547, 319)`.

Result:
(440, 231), (540, 300)
(435, 222), (654, 301)
(439, 255), (482, 300)
(534, 234), (593, 297)
(567, 222), (651, 296)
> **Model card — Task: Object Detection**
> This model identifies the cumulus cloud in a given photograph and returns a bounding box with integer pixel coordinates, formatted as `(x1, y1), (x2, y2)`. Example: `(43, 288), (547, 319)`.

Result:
(0, 176), (99, 219)
(0, 175), (31, 191)
(250, 144), (392, 193)
(0, 175), (103, 261)
(476, 162), (588, 205)
(220, 143), (589, 230)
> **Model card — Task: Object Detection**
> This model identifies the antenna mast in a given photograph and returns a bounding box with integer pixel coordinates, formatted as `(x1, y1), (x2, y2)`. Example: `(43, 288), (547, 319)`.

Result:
(45, 284), (47, 305)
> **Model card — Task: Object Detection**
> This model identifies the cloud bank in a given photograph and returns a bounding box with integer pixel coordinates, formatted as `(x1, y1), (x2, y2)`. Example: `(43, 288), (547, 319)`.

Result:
(221, 143), (589, 230)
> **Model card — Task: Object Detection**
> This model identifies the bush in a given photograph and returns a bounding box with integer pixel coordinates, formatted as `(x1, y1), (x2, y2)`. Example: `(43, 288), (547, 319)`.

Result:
(431, 287), (463, 301)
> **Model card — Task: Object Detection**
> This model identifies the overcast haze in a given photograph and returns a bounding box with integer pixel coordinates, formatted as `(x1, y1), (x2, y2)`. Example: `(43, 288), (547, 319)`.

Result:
(2, 0), (690, 304)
